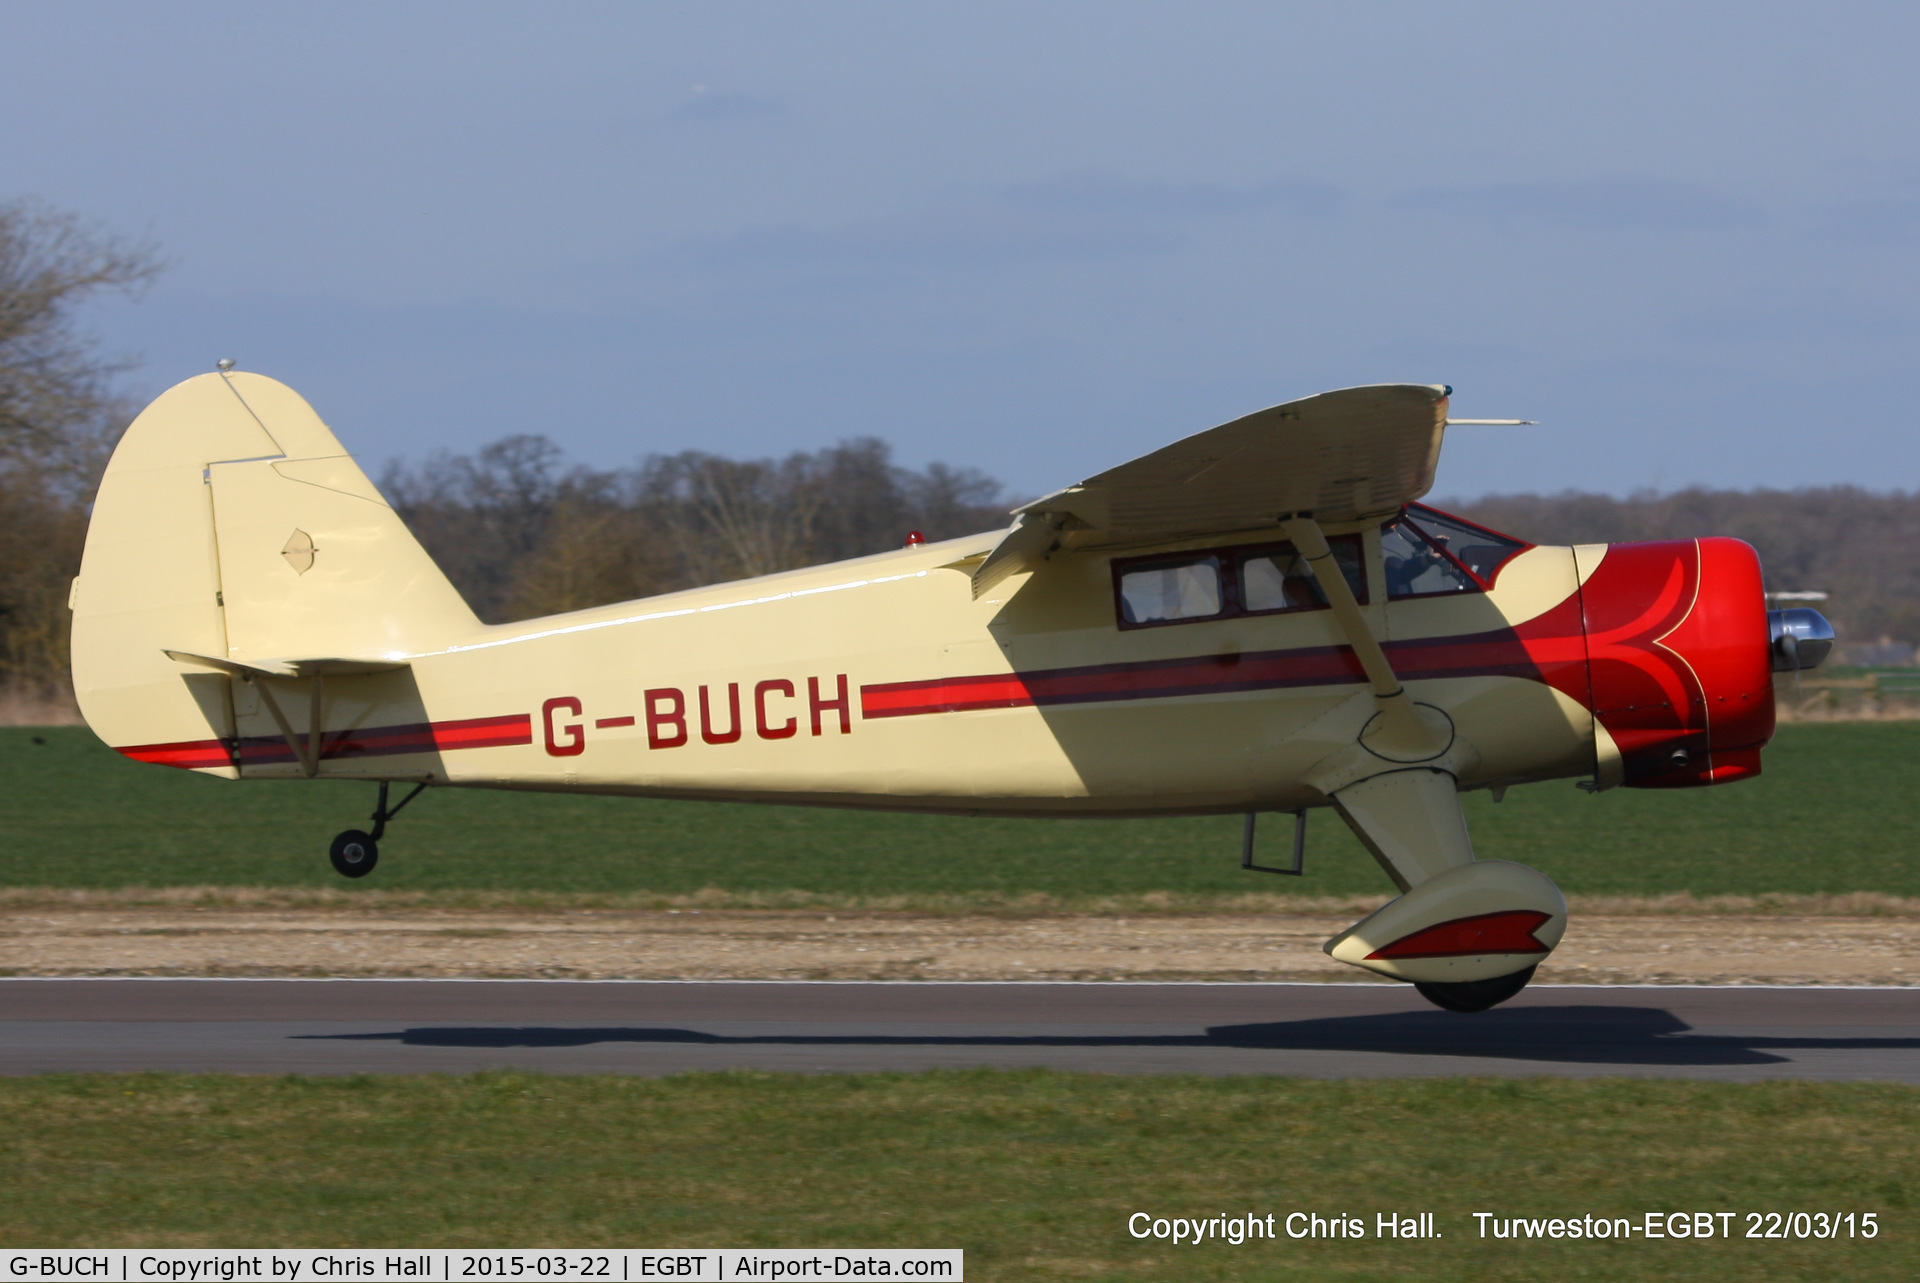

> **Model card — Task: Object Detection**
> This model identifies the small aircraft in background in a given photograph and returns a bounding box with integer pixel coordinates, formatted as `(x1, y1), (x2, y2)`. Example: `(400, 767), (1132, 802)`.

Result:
(70, 373), (1834, 1011)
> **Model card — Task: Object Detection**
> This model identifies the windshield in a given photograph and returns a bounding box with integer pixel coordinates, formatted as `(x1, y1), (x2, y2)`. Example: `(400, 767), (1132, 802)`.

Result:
(1381, 505), (1530, 598)
(1404, 504), (1530, 584)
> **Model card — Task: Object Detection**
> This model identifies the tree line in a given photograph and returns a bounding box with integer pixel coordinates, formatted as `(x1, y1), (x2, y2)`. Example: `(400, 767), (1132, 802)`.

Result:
(1445, 489), (1919, 648)
(4, 197), (1918, 715)
(384, 477), (1920, 654)
(381, 436), (1007, 625)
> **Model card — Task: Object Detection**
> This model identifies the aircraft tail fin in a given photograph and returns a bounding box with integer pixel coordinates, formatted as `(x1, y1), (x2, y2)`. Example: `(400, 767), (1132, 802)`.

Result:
(70, 371), (480, 772)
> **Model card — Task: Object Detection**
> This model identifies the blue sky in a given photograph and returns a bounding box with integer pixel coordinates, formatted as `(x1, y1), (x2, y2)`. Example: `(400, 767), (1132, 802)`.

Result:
(6, 2), (1918, 501)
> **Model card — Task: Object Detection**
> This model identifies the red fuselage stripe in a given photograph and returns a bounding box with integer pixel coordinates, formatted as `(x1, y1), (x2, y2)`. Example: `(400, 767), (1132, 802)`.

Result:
(118, 713), (534, 770)
(859, 629), (1566, 719)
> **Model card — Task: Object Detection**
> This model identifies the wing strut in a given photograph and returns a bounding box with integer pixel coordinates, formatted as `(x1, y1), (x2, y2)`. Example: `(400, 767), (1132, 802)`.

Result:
(251, 670), (324, 778)
(971, 514), (1058, 599)
(1279, 516), (1450, 761)
(163, 650), (408, 777)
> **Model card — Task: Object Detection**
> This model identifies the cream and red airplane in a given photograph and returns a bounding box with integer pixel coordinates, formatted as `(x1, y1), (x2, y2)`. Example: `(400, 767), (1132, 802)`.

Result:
(70, 371), (1833, 1011)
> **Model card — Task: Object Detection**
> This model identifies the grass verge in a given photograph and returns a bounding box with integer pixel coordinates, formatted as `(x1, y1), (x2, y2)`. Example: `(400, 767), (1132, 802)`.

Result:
(1, 1072), (1912, 1280)
(8, 721), (1920, 902)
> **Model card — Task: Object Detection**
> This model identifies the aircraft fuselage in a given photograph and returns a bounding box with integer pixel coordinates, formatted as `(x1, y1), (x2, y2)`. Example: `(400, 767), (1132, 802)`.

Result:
(120, 519), (1771, 818)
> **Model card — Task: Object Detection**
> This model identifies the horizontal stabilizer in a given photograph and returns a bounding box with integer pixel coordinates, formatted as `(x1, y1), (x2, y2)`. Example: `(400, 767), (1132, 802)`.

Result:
(163, 650), (410, 679)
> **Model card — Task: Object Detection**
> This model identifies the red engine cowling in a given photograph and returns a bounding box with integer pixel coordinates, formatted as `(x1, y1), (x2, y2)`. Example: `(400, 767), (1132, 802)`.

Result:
(1578, 537), (1775, 788)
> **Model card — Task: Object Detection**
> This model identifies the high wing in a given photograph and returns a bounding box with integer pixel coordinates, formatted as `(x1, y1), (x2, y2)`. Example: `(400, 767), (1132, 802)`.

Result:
(973, 383), (1450, 596)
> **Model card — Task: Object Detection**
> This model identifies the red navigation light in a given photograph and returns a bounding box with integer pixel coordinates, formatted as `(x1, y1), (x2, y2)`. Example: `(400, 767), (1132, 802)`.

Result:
(904, 530), (926, 547)
(1366, 910), (1554, 960)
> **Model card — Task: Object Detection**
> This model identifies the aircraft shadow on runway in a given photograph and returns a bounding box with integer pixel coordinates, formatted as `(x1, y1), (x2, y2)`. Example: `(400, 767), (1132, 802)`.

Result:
(299, 1005), (1920, 1066)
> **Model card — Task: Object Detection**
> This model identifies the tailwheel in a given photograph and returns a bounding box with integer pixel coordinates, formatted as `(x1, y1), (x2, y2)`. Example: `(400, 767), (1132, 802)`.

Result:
(329, 829), (379, 879)
(1413, 965), (1537, 1013)
(325, 781), (429, 879)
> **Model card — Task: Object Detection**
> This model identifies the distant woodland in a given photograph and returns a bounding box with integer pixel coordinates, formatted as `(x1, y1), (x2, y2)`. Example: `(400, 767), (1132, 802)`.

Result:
(1442, 490), (1917, 652)
(381, 436), (1007, 626)
(387, 479), (1920, 657)
(4, 198), (1918, 714)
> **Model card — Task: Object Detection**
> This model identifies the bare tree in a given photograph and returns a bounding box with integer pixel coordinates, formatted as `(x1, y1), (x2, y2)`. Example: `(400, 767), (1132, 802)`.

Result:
(0, 199), (160, 469)
(0, 200), (160, 713)
(382, 435), (579, 619)
(500, 499), (669, 619)
(639, 451), (829, 584)
(389, 435), (1010, 623)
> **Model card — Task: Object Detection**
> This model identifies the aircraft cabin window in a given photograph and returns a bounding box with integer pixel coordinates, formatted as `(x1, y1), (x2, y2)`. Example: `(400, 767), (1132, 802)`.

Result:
(1237, 540), (1364, 614)
(1381, 518), (1479, 597)
(1113, 535), (1365, 629)
(1403, 504), (1530, 585)
(1239, 550), (1321, 612)
(1117, 557), (1224, 624)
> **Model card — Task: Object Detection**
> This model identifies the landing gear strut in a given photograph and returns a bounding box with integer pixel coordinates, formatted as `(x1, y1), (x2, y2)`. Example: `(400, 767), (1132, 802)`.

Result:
(328, 780), (427, 879)
(1414, 965), (1538, 1013)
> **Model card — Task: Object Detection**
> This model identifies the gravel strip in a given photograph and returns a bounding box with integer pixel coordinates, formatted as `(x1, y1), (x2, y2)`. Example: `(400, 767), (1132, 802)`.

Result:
(2, 906), (1915, 985)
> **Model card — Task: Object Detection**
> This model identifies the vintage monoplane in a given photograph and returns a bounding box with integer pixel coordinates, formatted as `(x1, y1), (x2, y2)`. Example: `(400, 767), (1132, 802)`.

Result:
(70, 372), (1834, 1010)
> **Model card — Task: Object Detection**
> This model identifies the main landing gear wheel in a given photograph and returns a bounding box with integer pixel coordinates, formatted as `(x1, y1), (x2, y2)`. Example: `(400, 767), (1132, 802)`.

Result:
(1414, 965), (1538, 1013)
(328, 829), (379, 878)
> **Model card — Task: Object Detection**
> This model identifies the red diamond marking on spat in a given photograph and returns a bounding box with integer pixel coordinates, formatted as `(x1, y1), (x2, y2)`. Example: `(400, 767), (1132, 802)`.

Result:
(1366, 909), (1555, 960)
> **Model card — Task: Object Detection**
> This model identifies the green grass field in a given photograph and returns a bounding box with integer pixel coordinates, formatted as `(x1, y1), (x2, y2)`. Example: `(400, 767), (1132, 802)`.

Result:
(1, 1072), (1910, 1279)
(5, 722), (1917, 902)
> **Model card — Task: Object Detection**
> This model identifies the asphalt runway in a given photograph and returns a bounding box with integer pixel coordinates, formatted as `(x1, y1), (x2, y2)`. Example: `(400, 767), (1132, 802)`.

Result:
(2, 979), (1916, 1081)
